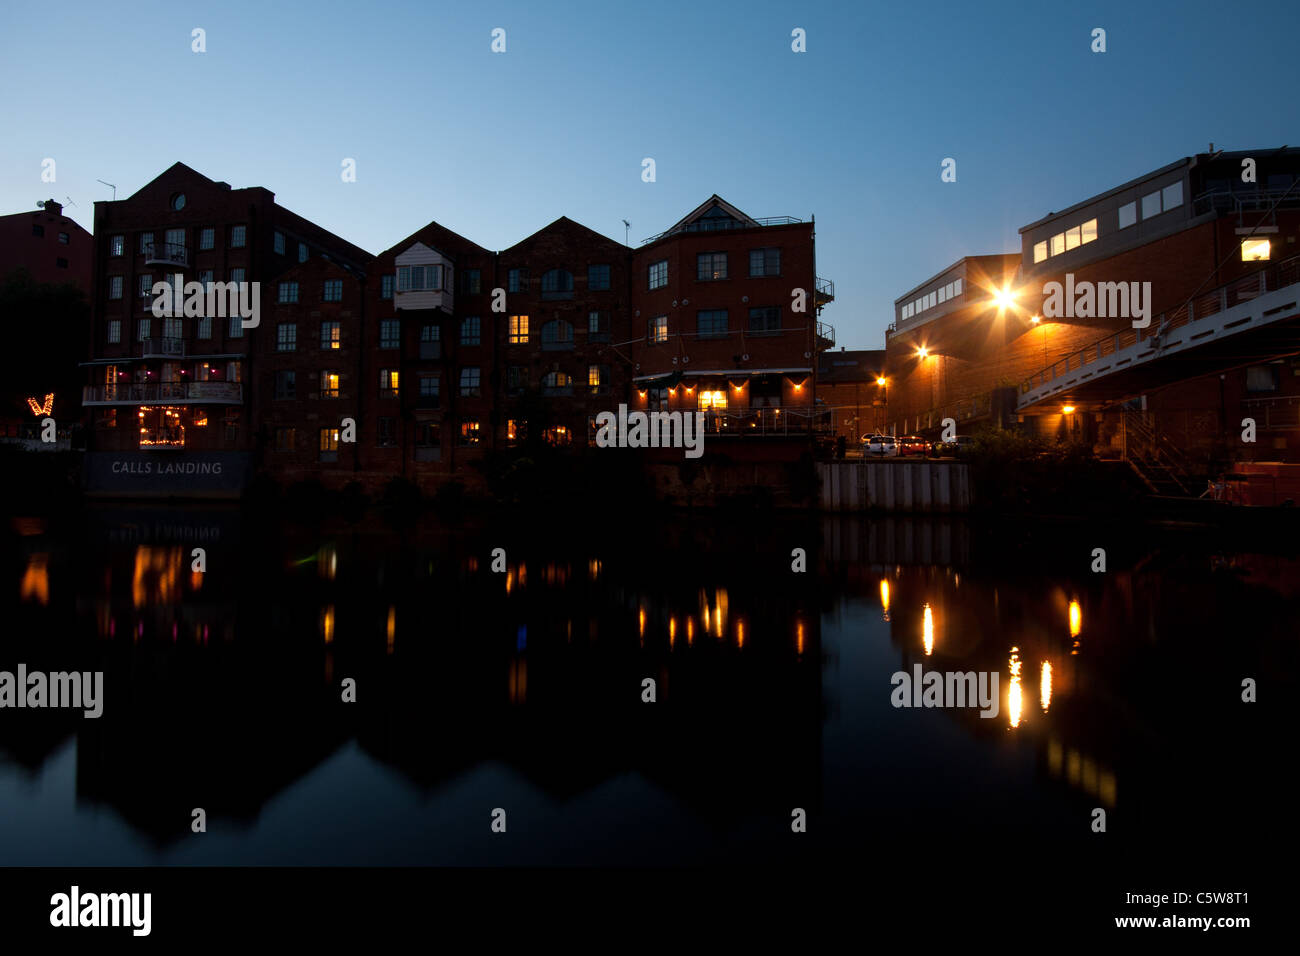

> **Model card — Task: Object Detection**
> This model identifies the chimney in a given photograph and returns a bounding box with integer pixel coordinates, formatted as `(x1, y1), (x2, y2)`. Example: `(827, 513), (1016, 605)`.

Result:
(42, 199), (61, 217)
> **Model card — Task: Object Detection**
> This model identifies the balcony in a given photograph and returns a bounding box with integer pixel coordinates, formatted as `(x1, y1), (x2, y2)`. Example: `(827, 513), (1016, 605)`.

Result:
(141, 337), (185, 358)
(816, 321), (835, 350)
(815, 277), (835, 306)
(83, 382), (243, 405)
(144, 241), (189, 269)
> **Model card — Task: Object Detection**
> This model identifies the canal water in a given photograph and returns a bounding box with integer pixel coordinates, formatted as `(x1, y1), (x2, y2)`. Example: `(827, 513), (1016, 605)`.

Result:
(1, 507), (1295, 871)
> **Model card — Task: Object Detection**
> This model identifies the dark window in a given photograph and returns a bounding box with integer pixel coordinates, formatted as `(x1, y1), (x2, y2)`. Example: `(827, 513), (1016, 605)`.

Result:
(274, 232), (285, 254)
(276, 323), (297, 351)
(31, 224), (44, 238)
(460, 316), (481, 345)
(697, 310), (729, 339)
(460, 269), (481, 294)
(541, 269), (574, 299)
(380, 320), (400, 349)
(274, 427), (296, 451)
(377, 417), (397, 447)
(323, 279), (343, 302)
(56, 257), (68, 269)
(460, 367), (481, 396)
(230, 225), (246, 248)
(542, 319), (574, 348)
(649, 260), (667, 290)
(58, 232), (69, 245)
(749, 248), (781, 277)
(321, 321), (341, 350)
(418, 376), (440, 407)
(588, 264), (611, 290)
(508, 268), (527, 293)
(110, 235), (124, 256)
(199, 228), (214, 250)
(381, 275), (394, 299)
(274, 371), (296, 400)
(748, 306), (781, 333)
(507, 366), (527, 390)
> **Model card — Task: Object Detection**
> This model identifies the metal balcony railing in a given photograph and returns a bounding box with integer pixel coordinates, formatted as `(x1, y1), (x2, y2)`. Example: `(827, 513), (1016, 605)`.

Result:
(141, 337), (185, 357)
(82, 382), (243, 404)
(816, 277), (835, 301)
(639, 216), (804, 246)
(816, 321), (836, 348)
(143, 241), (189, 268)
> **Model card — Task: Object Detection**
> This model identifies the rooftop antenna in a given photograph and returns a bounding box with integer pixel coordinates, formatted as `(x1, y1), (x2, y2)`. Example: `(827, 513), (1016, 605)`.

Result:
(622, 219), (630, 246)
(63, 196), (76, 207)
(97, 179), (117, 201)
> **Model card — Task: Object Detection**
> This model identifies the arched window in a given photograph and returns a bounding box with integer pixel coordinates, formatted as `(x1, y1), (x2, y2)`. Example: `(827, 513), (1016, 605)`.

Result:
(541, 319), (574, 349)
(541, 269), (574, 300)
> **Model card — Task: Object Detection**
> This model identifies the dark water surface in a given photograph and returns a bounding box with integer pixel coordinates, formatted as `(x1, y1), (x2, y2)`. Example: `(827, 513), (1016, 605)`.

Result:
(2, 506), (1296, 868)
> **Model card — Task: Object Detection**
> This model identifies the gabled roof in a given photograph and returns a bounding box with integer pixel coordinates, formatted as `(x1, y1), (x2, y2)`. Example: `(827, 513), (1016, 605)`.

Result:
(661, 194), (759, 236)
(501, 215), (627, 254)
(380, 220), (492, 260)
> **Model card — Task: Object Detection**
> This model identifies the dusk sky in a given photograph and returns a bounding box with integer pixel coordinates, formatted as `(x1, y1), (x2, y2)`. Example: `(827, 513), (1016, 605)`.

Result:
(3, 0), (1296, 346)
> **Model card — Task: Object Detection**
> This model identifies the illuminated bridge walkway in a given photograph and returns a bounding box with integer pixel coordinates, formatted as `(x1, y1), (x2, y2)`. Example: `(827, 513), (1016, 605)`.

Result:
(1018, 255), (1300, 411)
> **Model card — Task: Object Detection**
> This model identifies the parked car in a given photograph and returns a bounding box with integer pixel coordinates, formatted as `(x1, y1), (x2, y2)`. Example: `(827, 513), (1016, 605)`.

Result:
(862, 434), (899, 457)
(932, 435), (976, 457)
(898, 435), (929, 457)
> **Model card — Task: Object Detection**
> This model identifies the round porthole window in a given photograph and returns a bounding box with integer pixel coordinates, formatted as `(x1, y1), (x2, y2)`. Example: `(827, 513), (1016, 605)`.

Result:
(171, 193), (186, 211)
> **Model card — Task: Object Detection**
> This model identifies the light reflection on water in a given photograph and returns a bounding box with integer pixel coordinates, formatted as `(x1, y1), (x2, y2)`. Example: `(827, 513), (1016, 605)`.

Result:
(0, 512), (1295, 865)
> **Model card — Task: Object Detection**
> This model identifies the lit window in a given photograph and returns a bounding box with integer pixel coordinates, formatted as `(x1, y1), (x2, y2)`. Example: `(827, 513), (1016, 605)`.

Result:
(380, 369), (400, 397)
(459, 421), (481, 445)
(697, 252), (727, 281)
(321, 321), (341, 349)
(508, 315), (529, 344)
(321, 371), (340, 398)
(1065, 226), (1081, 251)
(1241, 239), (1270, 261)
(588, 365), (601, 387)
(1081, 218), (1098, 244)
(1050, 233), (1065, 256)
(649, 315), (668, 343)
(698, 389), (728, 410)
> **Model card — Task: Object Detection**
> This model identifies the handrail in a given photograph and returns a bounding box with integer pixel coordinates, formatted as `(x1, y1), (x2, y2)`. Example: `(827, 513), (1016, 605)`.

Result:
(1019, 254), (1300, 396)
(639, 216), (805, 246)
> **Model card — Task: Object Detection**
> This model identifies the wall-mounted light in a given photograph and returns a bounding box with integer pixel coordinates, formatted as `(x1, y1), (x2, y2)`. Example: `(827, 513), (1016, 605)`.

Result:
(1031, 315), (1042, 324)
(876, 377), (887, 386)
(1063, 405), (1075, 414)
(917, 347), (929, 359)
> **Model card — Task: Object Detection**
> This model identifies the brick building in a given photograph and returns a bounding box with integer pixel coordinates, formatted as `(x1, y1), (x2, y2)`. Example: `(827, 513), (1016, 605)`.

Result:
(626, 197), (834, 439)
(817, 348), (888, 443)
(882, 149), (1300, 464)
(81, 163), (371, 495)
(80, 173), (835, 496)
(0, 199), (92, 288)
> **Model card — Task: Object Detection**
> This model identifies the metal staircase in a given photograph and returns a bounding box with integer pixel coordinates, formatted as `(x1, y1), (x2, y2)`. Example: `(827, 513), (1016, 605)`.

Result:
(1122, 408), (1197, 496)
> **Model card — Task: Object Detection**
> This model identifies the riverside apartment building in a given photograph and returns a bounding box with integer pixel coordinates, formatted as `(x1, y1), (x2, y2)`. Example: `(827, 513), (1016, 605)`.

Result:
(81, 169), (835, 496)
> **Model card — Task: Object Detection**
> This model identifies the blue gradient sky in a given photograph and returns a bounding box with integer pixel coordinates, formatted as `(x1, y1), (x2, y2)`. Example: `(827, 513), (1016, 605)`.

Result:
(2, 0), (1296, 346)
